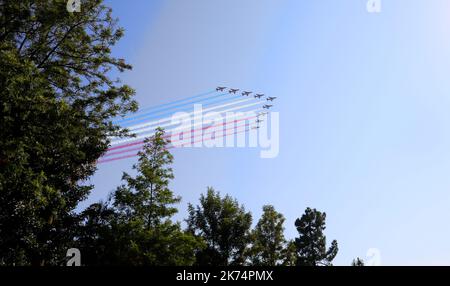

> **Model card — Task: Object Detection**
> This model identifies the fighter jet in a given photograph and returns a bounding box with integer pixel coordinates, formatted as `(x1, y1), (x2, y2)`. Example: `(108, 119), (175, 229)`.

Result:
(257, 112), (268, 117)
(266, 97), (277, 101)
(256, 119), (264, 124)
(262, 104), (273, 109)
(216, 86), (226, 92)
(254, 94), (264, 99)
(229, 88), (239, 94)
(242, 91), (252, 96)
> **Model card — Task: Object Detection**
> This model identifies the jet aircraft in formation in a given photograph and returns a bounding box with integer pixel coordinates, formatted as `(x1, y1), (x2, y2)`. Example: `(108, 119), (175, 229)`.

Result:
(216, 87), (276, 113)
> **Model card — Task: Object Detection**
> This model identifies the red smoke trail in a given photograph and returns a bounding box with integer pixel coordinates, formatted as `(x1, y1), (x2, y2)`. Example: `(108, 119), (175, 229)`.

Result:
(102, 121), (252, 158)
(106, 115), (256, 153)
(97, 125), (252, 164)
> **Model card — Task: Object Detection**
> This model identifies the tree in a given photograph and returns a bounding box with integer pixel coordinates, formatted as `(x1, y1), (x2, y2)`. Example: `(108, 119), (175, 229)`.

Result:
(113, 128), (178, 229)
(294, 208), (338, 266)
(187, 188), (252, 266)
(281, 240), (298, 266)
(352, 257), (365, 266)
(0, 0), (136, 265)
(74, 202), (117, 265)
(249, 205), (286, 266)
(78, 128), (202, 265)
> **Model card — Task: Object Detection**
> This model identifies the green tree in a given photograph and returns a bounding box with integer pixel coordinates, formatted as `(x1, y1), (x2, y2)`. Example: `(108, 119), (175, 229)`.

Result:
(0, 0), (136, 265)
(352, 257), (365, 266)
(294, 208), (338, 266)
(281, 240), (298, 266)
(78, 129), (202, 265)
(113, 128), (178, 229)
(187, 188), (252, 266)
(74, 202), (117, 265)
(249, 205), (286, 266)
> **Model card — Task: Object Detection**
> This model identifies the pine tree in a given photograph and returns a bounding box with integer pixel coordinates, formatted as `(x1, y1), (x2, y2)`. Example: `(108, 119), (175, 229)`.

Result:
(294, 208), (338, 266)
(113, 128), (178, 228)
(79, 128), (202, 265)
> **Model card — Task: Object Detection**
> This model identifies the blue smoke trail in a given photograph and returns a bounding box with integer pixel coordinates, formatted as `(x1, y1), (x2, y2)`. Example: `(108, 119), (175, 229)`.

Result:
(137, 90), (216, 113)
(114, 90), (216, 124)
(120, 95), (253, 128)
(116, 92), (229, 124)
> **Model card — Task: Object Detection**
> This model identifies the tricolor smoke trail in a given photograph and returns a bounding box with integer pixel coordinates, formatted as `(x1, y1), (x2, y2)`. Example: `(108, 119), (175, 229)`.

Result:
(98, 124), (252, 164)
(122, 90), (216, 116)
(110, 105), (263, 146)
(108, 111), (260, 151)
(100, 88), (274, 164)
(110, 100), (263, 145)
(119, 93), (253, 127)
(115, 92), (234, 124)
(123, 96), (257, 132)
(103, 115), (257, 158)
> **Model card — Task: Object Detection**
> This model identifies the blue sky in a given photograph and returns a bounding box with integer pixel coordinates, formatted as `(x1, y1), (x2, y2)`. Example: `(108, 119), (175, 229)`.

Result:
(87, 0), (450, 265)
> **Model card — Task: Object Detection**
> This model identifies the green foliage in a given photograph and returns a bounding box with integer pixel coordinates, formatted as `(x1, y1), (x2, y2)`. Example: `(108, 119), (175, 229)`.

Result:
(187, 188), (252, 266)
(73, 202), (117, 264)
(352, 257), (365, 266)
(113, 128), (177, 228)
(0, 0), (136, 265)
(280, 240), (298, 266)
(249, 205), (286, 266)
(78, 129), (202, 265)
(294, 208), (338, 266)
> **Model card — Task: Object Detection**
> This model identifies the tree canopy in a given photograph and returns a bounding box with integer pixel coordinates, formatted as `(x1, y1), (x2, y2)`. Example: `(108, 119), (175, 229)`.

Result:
(249, 205), (287, 266)
(294, 208), (338, 266)
(0, 0), (136, 265)
(78, 129), (203, 266)
(187, 188), (253, 266)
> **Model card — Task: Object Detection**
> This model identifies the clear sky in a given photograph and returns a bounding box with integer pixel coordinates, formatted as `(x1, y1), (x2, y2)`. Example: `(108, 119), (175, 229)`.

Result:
(86, 0), (450, 265)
